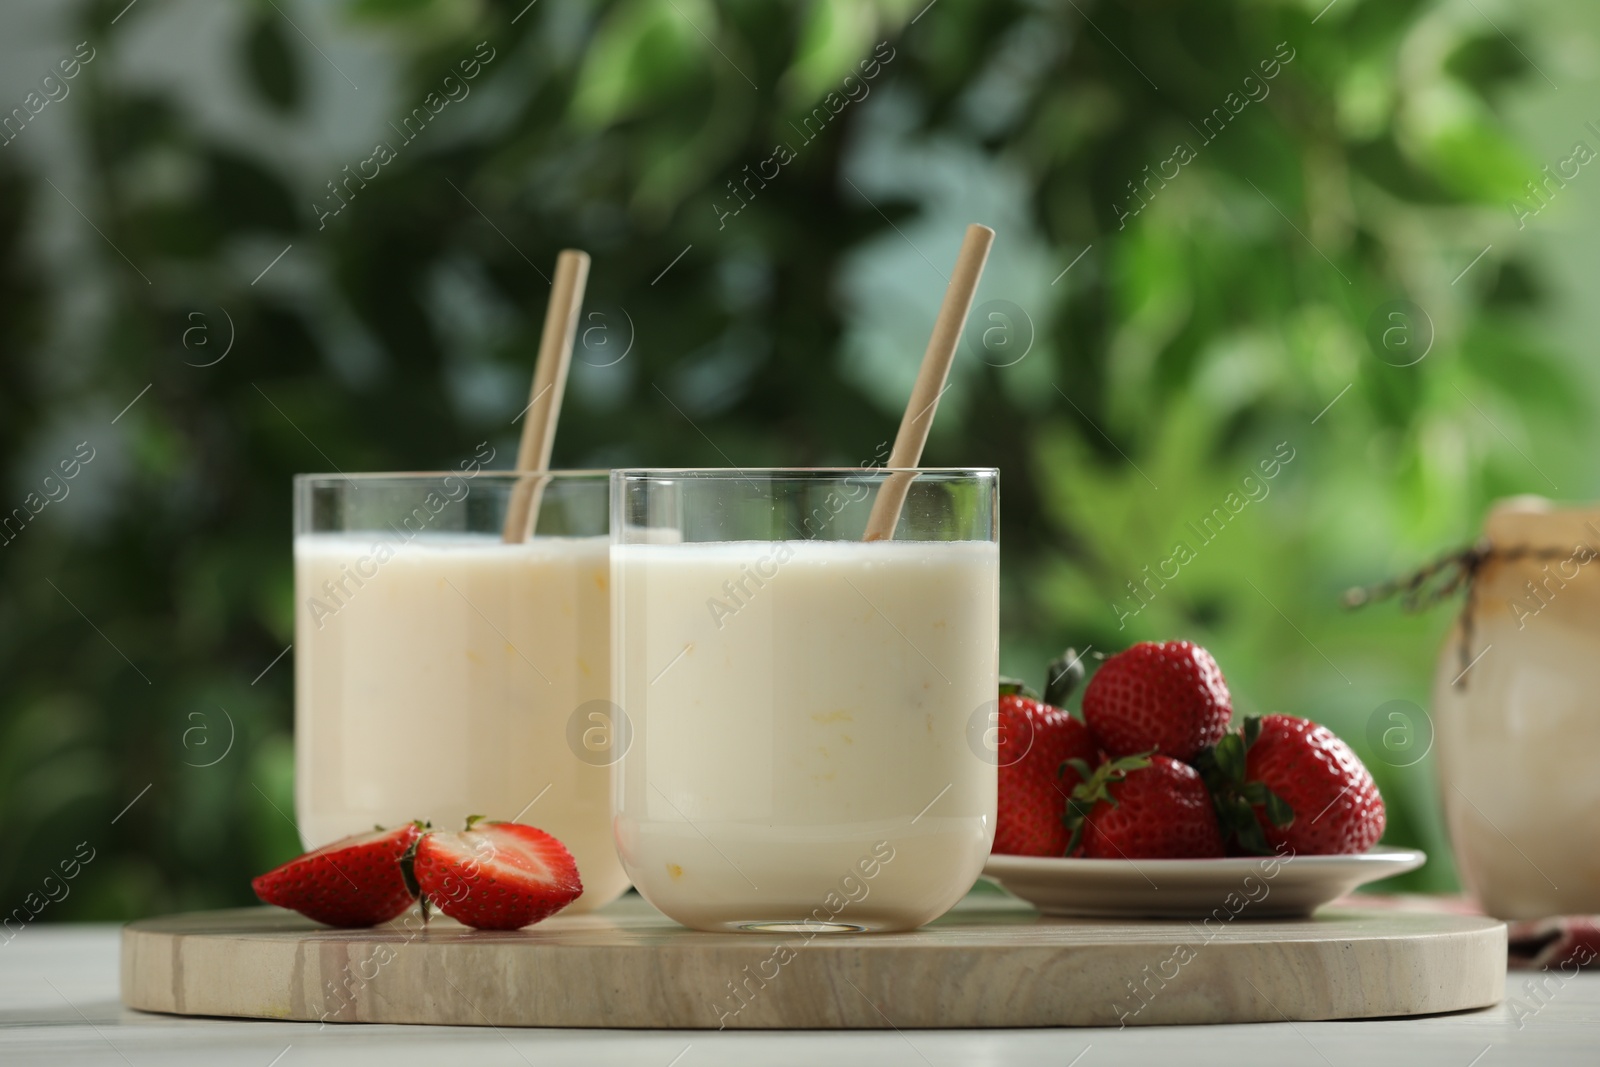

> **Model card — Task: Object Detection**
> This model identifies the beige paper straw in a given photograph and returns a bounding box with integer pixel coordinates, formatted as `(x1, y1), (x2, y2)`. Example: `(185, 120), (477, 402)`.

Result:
(501, 249), (590, 542)
(862, 224), (995, 541)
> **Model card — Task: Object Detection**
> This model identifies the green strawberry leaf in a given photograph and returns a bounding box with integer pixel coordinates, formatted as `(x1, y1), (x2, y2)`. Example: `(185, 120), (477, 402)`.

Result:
(1264, 790), (1295, 828)
(1225, 796), (1273, 855)
(1060, 751), (1154, 857)
(1198, 720), (1291, 853)
(1103, 751), (1155, 776)
(1213, 733), (1246, 783)
(999, 677), (1039, 700)
(1243, 714), (1263, 749)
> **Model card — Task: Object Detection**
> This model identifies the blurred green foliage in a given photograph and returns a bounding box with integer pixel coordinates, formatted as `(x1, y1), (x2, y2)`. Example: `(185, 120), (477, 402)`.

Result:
(0, 0), (1584, 919)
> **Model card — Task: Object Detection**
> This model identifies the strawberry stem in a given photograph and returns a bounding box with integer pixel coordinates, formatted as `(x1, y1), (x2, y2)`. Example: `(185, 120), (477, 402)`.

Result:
(1061, 751), (1154, 856)
(1193, 715), (1295, 855)
(1043, 648), (1086, 708)
(998, 677), (1039, 700)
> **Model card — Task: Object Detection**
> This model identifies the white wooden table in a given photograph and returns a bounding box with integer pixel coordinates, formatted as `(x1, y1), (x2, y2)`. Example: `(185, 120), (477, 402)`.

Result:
(4, 923), (1598, 1066)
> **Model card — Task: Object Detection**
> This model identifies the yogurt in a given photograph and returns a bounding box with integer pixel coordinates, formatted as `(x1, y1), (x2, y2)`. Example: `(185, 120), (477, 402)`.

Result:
(294, 533), (629, 912)
(612, 538), (998, 931)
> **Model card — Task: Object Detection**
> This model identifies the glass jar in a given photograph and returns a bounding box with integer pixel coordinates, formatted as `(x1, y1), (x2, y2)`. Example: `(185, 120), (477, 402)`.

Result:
(1431, 496), (1600, 919)
(611, 468), (999, 932)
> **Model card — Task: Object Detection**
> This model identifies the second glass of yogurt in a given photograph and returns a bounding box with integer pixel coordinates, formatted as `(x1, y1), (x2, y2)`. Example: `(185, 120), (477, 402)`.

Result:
(611, 467), (999, 932)
(294, 469), (630, 913)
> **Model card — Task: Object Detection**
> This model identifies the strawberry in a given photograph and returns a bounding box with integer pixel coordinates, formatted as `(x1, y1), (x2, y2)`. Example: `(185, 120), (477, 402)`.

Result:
(1082, 640), (1232, 762)
(252, 823), (424, 927)
(993, 650), (1100, 857)
(412, 818), (582, 930)
(1196, 714), (1385, 856)
(1063, 753), (1224, 859)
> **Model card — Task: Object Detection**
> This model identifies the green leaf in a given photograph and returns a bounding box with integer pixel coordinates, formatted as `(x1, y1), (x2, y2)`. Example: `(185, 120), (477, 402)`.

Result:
(1265, 792), (1295, 829)
(1214, 733), (1245, 783)
(1105, 751), (1155, 775)
(1407, 82), (1532, 201)
(779, 0), (874, 108)
(999, 676), (1038, 700)
(242, 13), (301, 114)
(570, 0), (709, 127)
(1226, 798), (1272, 856)
(1242, 715), (1262, 750)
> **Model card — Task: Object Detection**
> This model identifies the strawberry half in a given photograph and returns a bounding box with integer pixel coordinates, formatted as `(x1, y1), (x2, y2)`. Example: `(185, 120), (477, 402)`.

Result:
(1196, 714), (1385, 856)
(993, 650), (1100, 857)
(1063, 753), (1224, 859)
(1082, 640), (1232, 762)
(252, 823), (424, 927)
(413, 818), (582, 930)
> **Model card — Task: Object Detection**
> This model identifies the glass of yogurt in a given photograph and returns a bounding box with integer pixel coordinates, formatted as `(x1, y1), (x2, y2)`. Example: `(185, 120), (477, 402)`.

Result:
(293, 469), (630, 913)
(611, 467), (999, 932)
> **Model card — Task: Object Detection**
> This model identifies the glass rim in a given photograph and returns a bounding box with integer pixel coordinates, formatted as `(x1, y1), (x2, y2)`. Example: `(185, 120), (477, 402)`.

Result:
(293, 470), (609, 483)
(611, 467), (998, 478)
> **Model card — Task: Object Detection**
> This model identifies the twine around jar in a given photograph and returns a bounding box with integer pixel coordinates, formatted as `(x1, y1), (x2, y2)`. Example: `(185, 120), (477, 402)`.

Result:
(1343, 541), (1586, 689)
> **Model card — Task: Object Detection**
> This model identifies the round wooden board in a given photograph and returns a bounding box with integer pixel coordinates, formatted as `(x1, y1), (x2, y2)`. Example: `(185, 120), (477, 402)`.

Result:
(121, 892), (1505, 1029)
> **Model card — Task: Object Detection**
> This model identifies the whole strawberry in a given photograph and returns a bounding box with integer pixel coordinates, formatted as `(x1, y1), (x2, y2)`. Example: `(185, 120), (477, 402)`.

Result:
(1197, 714), (1385, 855)
(1082, 640), (1232, 762)
(413, 818), (583, 930)
(253, 823), (424, 927)
(993, 651), (1099, 857)
(1063, 754), (1224, 859)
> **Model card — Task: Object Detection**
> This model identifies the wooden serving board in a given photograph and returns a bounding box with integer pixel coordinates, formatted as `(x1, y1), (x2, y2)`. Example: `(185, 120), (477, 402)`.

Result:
(121, 891), (1505, 1029)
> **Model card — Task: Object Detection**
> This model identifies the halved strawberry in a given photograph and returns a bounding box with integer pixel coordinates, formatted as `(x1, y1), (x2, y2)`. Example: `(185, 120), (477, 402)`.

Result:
(252, 823), (424, 927)
(412, 818), (582, 930)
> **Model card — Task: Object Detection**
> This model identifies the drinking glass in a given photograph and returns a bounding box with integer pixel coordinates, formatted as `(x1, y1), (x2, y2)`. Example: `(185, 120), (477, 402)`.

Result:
(611, 467), (999, 932)
(294, 469), (629, 912)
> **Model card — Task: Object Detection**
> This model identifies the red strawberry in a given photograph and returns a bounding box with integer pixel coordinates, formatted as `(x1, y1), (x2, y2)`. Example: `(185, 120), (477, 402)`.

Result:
(1197, 714), (1385, 855)
(1063, 754), (1224, 859)
(993, 656), (1100, 857)
(252, 823), (424, 927)
(1082, 640), (1231, 762)
(413, 818), (582, 930)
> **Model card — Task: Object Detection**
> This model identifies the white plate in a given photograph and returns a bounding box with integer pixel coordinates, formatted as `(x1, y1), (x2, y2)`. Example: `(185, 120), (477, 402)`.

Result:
(982, 846), (1426, 919)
